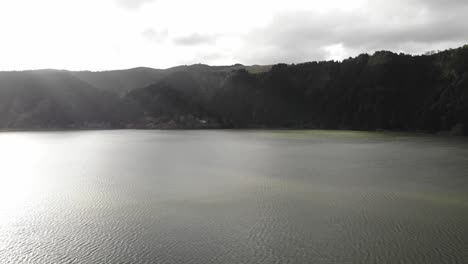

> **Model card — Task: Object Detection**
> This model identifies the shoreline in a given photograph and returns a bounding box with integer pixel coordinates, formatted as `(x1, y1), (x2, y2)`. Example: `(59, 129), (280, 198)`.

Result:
(0, 127), (465, 137)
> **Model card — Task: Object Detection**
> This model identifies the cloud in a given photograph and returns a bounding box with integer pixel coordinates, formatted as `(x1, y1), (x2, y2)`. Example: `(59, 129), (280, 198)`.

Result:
(235, 0), (468, 64)
(173, 33), (218, 46)
(115, 0), (156, 9)
(1, 0), (468, 70)
(142, 28), (169, 42)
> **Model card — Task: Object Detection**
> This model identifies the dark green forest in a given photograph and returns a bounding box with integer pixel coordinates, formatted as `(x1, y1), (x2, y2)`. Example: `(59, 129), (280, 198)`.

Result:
(1, 46), (467, 135)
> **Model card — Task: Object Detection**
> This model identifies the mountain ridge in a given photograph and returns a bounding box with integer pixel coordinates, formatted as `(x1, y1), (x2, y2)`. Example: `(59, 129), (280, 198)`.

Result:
(0, 46), (467, 135)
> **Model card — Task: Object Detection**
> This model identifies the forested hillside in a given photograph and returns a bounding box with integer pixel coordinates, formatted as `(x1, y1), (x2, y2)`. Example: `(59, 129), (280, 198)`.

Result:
(0, 46), (467, 134)
(127, 46), (468, 134)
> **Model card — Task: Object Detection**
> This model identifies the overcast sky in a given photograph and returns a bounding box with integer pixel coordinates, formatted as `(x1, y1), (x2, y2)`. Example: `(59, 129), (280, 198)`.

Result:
(0, 0), (467, 70)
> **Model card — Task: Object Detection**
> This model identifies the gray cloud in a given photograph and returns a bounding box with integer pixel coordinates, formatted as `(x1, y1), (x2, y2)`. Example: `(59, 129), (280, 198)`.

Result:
(142, 28), (169, 42)
(115, 0), (156, 9)
(413, 0), (467, 9)
(173, 33), (218, 46)
(236, 0), (468, 64)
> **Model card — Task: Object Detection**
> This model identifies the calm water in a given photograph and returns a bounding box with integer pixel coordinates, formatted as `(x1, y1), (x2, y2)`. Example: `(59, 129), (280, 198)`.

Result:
(0, 130), (467, 264)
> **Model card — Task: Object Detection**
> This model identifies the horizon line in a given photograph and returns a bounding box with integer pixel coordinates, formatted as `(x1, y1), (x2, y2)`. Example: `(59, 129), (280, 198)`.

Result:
(0, 45), (465, 73)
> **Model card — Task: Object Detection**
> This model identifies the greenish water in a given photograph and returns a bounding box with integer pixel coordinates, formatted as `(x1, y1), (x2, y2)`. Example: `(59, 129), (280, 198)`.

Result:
(0, 130), (467, 263)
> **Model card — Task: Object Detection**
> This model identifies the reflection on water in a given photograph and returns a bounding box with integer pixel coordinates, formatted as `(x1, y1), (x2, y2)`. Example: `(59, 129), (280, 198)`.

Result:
(0, 130), (467, 263)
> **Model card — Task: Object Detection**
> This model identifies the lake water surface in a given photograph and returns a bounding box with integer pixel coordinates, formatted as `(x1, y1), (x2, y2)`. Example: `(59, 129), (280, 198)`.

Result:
(0, 130), (467, 263)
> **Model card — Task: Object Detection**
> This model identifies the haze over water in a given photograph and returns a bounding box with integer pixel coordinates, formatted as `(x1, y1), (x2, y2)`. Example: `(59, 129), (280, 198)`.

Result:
(0, 130), (467, 263)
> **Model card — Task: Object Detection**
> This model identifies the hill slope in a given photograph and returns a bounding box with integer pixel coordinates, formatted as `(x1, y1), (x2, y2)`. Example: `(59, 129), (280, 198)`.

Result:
(0, 70), (127, 128)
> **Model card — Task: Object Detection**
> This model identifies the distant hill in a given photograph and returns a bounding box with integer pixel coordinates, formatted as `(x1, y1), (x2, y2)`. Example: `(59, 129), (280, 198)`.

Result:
(72, 64), (271, 95)
(0, 70), (127, 128)
(166, 64), (272, 74)
(0, 47), (466, 134)
(71, 67), (166, 96)
(0, 64), (271, 97)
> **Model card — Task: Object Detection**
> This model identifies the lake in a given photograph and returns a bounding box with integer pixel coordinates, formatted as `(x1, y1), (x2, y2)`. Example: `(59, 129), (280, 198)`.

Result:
(0, 130), (467, 263)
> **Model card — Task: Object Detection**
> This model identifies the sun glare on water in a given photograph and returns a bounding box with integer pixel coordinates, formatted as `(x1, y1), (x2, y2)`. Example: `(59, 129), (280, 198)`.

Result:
(0, 133), (49, 219)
